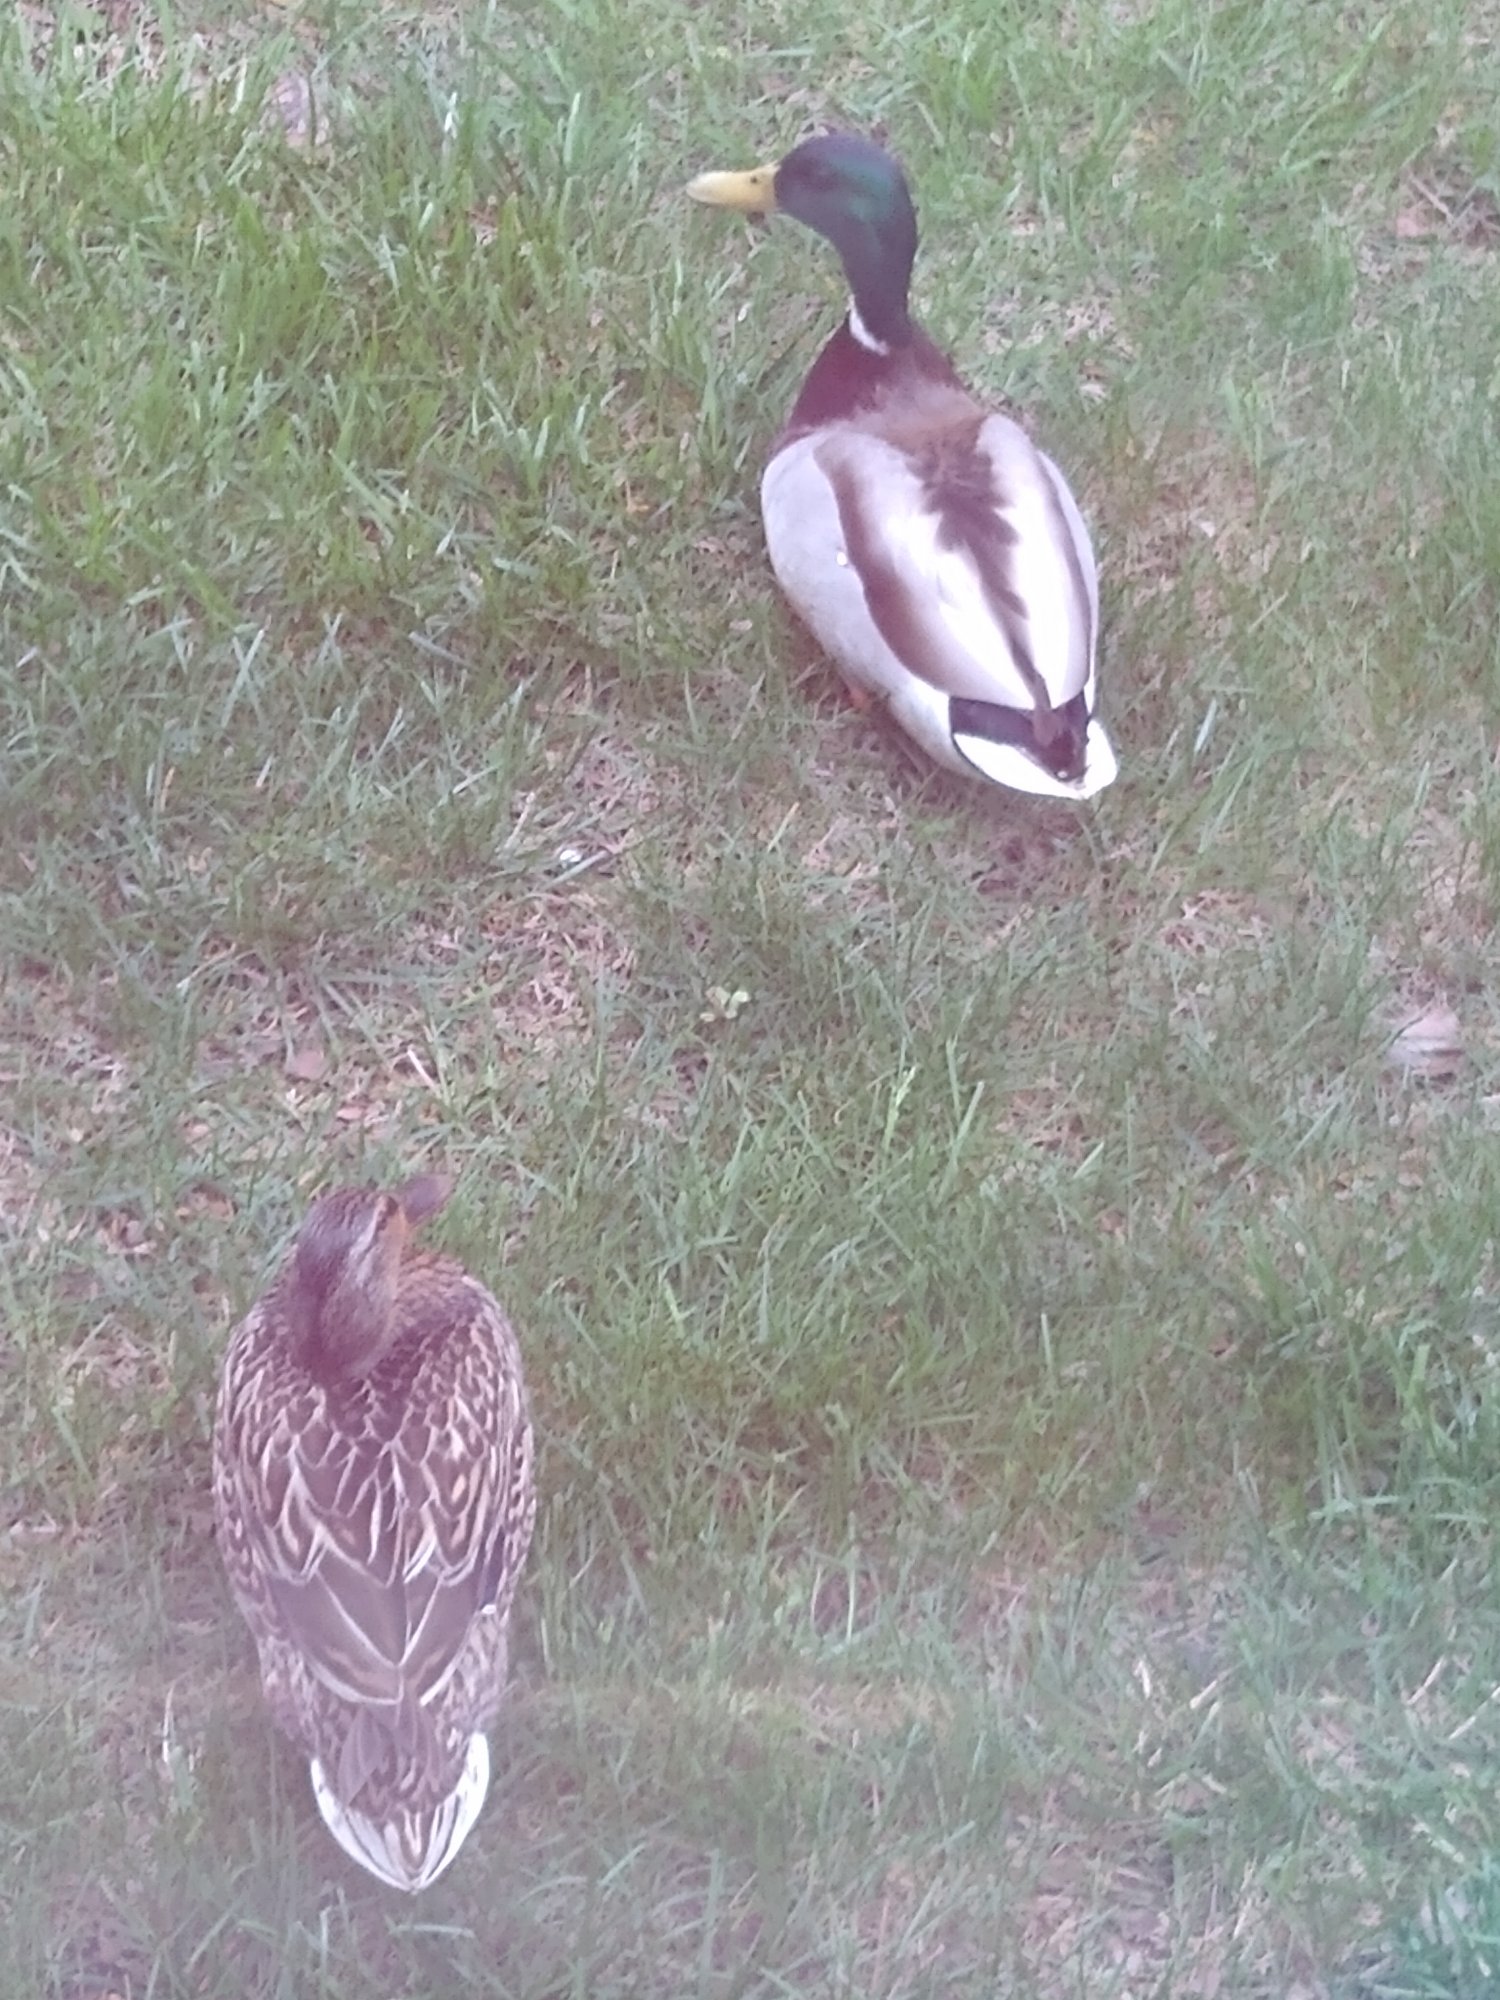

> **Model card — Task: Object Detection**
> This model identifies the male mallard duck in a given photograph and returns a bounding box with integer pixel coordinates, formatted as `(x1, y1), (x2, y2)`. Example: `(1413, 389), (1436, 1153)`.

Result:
(688, 133), (1117, 800)
(212, 1174), (535, 1893)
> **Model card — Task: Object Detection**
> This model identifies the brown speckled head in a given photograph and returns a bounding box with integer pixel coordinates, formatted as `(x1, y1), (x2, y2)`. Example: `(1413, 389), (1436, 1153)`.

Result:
(288, 1177), (451, 1382)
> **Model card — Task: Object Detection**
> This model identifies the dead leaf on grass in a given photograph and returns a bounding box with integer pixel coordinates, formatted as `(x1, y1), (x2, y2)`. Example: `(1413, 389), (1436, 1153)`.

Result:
(266, 70), (315, 149)
(1394, 205), (1439, 241)
(284, 1042), (328, 1083)
(699, 985), (750, 1025)
(1386, 1002), (1465, 1082)
(174, 1183), (235, 1222)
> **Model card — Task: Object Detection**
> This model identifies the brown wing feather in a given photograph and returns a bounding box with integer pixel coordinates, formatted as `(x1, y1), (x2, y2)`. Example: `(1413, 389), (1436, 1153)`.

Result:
(814, 373), (1093, 733)
(213, 1252), (534, 1742)
(813, 435), (986, 697)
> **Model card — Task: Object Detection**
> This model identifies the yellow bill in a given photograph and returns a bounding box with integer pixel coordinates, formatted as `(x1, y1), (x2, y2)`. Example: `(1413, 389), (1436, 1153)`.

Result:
(685, 164), (780, 215)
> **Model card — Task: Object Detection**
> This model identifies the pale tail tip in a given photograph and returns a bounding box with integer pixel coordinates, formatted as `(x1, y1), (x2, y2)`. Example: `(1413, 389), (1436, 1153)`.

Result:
(309, 1733), (492, 1893)
(953, 721), (1119, 801)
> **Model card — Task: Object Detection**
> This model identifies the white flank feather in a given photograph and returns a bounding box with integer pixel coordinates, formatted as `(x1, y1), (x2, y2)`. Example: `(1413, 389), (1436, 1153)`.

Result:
(762, 413), (1116, 800)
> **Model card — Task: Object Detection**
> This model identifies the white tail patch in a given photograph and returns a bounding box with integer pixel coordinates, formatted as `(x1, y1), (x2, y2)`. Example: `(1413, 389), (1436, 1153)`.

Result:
(309, 1731), (491, 1893)
(952, 718), (1119, 801)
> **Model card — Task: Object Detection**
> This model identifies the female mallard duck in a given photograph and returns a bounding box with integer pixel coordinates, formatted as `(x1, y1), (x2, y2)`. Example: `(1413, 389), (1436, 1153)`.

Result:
(688, 133), (1117, 800)
(212, 1174), (535, 1893)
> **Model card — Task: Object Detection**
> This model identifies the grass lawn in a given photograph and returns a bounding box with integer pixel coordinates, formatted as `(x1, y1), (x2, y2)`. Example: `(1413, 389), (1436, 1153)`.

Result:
(4, 0), (1500, 1992)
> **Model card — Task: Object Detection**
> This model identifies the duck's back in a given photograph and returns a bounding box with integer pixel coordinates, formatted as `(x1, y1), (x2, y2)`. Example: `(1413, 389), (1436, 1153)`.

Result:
(213, 1249), (536, 1891)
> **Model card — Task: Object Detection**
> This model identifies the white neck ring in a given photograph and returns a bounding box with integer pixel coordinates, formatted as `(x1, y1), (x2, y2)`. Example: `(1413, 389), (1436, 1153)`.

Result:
(847, 302), (891, 356)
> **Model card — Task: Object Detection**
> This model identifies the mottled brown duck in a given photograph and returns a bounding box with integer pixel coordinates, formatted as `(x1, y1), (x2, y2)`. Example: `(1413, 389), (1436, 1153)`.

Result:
(213, 1174), (535, 1892)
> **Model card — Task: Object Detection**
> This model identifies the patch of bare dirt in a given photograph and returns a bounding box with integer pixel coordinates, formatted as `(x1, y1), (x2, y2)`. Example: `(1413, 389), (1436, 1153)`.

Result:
(1392, 161), (1500, 256)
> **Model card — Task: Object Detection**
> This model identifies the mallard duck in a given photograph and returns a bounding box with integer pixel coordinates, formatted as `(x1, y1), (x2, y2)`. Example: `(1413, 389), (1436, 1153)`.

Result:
(688, 133), (1117, 800)
(212, 1174), (535, 1893)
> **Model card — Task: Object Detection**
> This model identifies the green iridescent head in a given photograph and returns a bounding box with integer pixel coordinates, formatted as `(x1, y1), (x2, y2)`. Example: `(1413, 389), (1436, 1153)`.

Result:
(689, 133), (919, 346)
